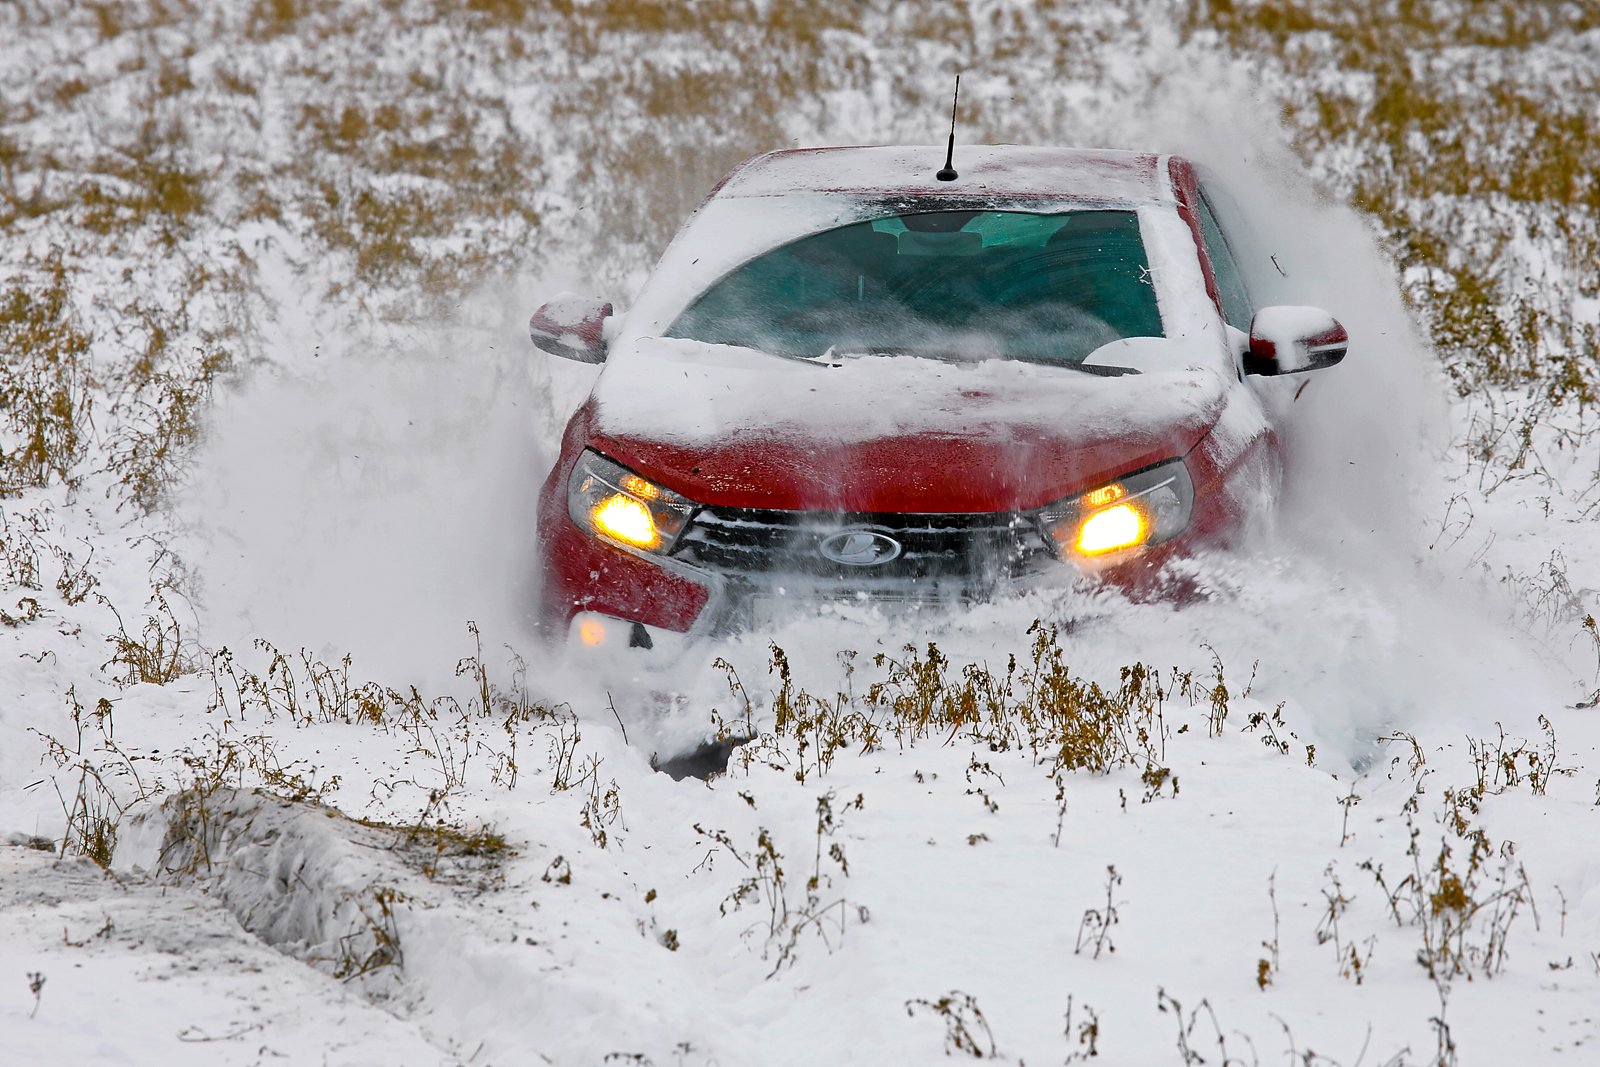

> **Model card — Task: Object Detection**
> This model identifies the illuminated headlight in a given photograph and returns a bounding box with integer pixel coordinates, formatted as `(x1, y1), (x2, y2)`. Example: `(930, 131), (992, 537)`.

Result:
(568, 450), (696, 554)
(1035, 460), (1194, 561)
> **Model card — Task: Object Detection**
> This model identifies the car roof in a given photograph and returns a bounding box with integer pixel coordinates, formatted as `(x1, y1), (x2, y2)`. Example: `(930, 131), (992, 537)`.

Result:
(712, 145), (1176, 205)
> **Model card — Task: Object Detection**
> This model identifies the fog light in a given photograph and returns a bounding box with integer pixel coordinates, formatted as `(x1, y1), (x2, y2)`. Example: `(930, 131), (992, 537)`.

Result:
(577, 616), (609, 647)
(1076, 502), (1150, 556)
(569, 611), (688, 664)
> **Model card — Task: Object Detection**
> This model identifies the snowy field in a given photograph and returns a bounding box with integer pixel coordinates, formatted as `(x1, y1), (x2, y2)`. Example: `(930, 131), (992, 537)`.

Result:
(3, 1), (1600, 1063)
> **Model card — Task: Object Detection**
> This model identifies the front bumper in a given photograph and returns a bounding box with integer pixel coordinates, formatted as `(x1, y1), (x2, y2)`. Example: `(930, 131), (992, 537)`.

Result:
(538, 497), (1182, 656)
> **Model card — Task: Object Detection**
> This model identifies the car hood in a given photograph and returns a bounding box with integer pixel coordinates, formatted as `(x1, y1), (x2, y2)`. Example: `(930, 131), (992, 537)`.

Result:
(587, 336), (1230, 513)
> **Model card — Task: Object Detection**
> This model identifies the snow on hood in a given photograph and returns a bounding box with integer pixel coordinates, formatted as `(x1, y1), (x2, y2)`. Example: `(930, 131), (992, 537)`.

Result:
(587, 336), (1229, 512)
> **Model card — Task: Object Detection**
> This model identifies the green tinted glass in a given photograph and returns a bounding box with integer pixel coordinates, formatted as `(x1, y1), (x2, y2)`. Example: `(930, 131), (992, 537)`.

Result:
(667, 209), (1162, 366)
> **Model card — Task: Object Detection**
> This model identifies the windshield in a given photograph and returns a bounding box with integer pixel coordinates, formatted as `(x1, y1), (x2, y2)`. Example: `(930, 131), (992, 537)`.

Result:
(665, 208), (1162, 366)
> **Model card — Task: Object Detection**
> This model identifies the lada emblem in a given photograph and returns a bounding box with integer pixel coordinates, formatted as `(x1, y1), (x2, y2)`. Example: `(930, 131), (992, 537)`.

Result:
(818, 528), (903, 567)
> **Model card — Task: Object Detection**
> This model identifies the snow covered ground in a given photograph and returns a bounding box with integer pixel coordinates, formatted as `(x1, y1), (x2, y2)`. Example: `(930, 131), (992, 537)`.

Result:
(4, 1), (1600, 1064)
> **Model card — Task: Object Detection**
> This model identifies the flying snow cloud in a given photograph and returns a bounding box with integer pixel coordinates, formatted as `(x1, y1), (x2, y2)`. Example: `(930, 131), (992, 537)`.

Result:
(176, 272), (585, 688)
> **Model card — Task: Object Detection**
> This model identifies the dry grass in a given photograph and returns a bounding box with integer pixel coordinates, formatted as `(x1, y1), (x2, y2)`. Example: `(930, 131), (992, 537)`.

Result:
(31, 683), (159, 867)
(293, 92), (543, 303)
(1195, 0), (1600, 404)
(721, 624), (1267, 792)
(104, 587), (197, 685)
(0, 252), (93, 492)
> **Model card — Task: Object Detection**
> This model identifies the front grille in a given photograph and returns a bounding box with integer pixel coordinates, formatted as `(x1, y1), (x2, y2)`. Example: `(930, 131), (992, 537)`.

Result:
(672, 505), (1058, 590)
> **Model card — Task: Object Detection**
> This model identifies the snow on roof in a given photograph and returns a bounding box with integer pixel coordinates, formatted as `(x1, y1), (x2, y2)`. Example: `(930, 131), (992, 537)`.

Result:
(714, 145), (1172, 204)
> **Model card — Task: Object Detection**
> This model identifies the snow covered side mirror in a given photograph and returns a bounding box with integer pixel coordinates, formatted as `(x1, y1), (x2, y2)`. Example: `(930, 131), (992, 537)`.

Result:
(1244, 306), (1348, 376)
(529, 295), (613, 364)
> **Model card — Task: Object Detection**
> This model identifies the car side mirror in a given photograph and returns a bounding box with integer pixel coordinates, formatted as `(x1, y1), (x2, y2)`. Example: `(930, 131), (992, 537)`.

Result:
(529, 295), (613, 364)
(1244, 306), (1348, 376)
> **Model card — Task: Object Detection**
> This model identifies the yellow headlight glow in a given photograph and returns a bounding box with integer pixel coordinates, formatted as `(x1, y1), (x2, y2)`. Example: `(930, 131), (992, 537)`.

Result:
(1075, 501), (1150, 556)
(591, 494), (660, 550)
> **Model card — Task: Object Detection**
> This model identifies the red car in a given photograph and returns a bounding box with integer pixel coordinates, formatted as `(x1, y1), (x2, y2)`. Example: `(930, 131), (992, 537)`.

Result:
(529, 145), (1346, 655)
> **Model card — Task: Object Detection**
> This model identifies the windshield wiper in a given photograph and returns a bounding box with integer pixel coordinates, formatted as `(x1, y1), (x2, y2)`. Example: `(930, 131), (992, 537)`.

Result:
(1063, 362), (1140, 377)
(782, 350), (850, 367)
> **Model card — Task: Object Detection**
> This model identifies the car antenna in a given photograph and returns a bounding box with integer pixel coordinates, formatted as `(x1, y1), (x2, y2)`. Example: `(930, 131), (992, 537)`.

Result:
(935, 74), (961, 182)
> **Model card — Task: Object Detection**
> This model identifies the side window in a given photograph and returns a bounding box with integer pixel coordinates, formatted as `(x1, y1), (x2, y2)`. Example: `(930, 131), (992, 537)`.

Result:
(1196, 189), (1253, 330)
